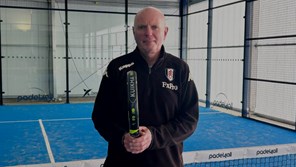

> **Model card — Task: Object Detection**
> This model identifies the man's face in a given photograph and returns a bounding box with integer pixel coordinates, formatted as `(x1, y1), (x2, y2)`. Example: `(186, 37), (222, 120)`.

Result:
(133, 9), (168, 56)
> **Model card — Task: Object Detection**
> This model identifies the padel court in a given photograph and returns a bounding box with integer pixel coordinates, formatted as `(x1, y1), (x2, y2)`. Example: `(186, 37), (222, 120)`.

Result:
(1, 103), (296, 167)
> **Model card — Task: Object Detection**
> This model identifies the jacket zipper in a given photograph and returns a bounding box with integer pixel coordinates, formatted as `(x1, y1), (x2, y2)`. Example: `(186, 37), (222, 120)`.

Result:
(147, 67), (152, 96)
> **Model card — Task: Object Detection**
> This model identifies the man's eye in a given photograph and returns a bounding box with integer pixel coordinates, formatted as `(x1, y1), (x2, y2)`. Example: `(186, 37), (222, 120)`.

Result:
(138, 26), (146, 29)
(152, 26), (158, 30)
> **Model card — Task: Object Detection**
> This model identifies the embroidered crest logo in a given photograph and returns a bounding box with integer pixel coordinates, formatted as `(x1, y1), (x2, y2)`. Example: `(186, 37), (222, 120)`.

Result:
(165, 68), (174, 82)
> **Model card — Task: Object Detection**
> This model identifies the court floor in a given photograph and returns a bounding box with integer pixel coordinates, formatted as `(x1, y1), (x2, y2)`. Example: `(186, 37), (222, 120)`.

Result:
(0, 103), (296, 167)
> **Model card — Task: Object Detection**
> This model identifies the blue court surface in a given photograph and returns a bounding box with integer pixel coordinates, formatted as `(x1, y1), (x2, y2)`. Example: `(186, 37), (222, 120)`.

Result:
(0, 103), (296, 167)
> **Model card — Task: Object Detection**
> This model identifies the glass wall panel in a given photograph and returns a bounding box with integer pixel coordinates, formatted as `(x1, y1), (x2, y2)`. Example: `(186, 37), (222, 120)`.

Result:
(67, 12), (125, 102)
(188, 0), (244, 110)
(247, 0), (296, 126)
(0, 0), (180, 105)
(127, 15), (136, 53)
(164, 16), (180, 57)
(210, 1), (245, 110)
(213, 0), (241, 7)
(0, 0), (48, 8)
(51, 7), (66, 103)
(68, 0), (125, 12)
(188, 1), (208, 104)
(1, 8), (52, 104)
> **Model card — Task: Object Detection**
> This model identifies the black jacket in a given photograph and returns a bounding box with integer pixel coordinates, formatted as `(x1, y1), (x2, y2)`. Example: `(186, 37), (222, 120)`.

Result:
(92, 46), (199, 167)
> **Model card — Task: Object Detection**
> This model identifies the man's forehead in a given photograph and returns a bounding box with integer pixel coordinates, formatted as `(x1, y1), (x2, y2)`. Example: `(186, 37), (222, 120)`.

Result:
(134, 15), (164, 27)
(135, 19), (162, 25)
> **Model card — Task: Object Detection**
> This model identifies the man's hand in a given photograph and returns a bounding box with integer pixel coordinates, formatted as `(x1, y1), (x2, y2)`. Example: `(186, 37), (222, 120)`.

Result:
(123, 126), (152, 154)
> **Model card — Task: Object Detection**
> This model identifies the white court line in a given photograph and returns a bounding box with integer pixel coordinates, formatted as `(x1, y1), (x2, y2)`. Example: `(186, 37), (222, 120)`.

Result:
(39, 119), (55, 163)
(0, 120), (38, 124)
(42, 117), (90, 122)
(6, 158), (106, 167)
(0, 118), (90, 124)
(200, 112), (222, 115)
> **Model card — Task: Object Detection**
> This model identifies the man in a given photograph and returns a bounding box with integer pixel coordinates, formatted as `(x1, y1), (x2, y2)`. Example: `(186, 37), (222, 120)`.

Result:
(92, 6), (199, 167)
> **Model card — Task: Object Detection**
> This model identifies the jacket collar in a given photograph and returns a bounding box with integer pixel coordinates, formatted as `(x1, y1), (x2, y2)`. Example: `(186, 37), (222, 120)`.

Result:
(132, 45), (166, 68)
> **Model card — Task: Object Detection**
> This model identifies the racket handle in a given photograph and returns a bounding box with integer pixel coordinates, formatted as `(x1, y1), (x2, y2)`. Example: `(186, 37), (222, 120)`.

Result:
(127, 71), (140, 138)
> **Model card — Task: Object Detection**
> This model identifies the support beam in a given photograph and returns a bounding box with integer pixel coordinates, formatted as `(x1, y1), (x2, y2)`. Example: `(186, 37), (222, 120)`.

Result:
(0, 19), (3, 105)
(179, 0), (188, 60)
(242, 0), (253, 118)
(205, 0), (213, 108)
(64, 0), (70, 103)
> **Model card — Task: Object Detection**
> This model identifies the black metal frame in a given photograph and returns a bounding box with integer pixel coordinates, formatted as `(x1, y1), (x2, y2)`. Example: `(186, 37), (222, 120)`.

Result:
(0, 19), (3, 105)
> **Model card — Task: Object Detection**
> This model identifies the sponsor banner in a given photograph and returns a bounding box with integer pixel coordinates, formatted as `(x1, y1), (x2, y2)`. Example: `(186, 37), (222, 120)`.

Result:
(15, 87), (55, 102)
(246, 144), (291, 158)
(182, 143), (296, 163)
(17, 94), (54, 102)
(192, 147), (245, 163)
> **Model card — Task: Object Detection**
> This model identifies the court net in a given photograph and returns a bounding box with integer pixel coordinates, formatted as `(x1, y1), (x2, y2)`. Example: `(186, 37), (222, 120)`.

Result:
(183, 143), (296, 167)
(8, 144), (296, 167)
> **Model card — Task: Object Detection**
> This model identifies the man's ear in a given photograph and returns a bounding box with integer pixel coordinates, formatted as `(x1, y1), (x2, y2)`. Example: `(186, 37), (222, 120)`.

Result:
(164, 26), (169, 40)
(132, 26), (135, 35)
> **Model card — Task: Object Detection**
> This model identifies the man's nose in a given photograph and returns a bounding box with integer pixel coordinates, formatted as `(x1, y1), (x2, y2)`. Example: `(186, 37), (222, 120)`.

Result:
(145, 26), (153, 36)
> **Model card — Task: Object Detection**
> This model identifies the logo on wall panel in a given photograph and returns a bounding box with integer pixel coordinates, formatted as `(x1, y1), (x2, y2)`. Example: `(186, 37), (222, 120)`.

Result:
(83, 89), (92, 97)
(212, 92), (233, 109)
(17, 87), (54, 102)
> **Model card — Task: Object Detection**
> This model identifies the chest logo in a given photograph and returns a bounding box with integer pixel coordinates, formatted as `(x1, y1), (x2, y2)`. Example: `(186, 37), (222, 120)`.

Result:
(165, 68), (175, 82)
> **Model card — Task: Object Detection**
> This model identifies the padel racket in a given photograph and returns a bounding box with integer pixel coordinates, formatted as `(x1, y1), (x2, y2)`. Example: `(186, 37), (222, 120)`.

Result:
(127, 70), (140, 138)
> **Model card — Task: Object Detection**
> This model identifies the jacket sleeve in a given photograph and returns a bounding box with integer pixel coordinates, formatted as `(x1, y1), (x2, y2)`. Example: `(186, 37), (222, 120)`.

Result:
(148, 64), (199, 149)
(92, 63), (126, 146)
